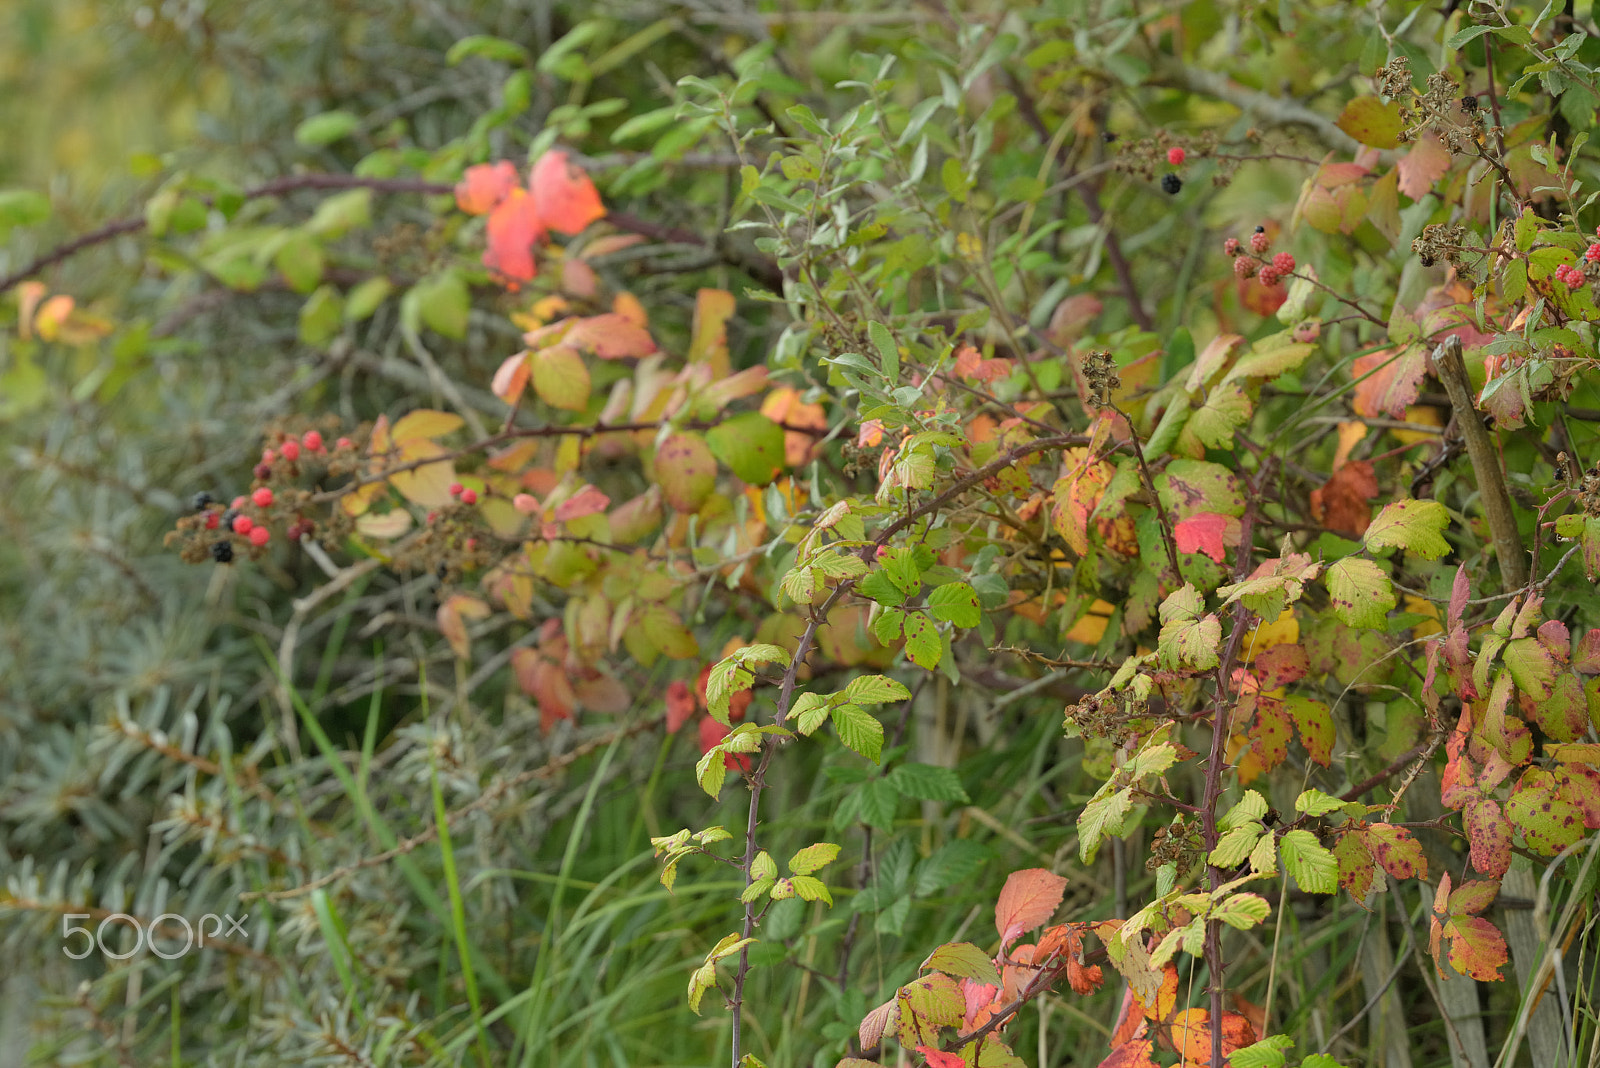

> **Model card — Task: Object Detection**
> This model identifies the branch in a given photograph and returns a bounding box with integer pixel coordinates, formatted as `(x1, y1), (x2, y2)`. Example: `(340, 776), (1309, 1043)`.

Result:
(0, 172), (781, 296)
(1432, 335), (1528, 589)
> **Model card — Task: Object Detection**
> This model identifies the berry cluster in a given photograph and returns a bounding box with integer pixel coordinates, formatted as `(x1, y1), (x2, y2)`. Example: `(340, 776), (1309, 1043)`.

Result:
(1223, 225), (1294, 288)
(1555, 263), (1585, 288)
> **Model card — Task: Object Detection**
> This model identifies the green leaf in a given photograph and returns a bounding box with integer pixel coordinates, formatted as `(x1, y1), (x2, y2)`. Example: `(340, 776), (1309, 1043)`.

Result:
(1294, 789), (1349, 817)
(832, 704), (884, 763)
(1211, 892), (1271, 930)
(1363, 499), (1451, 559)
(695, 746), (728, 798)
(791, 692), (831, 735)
(1210, 825), (1263, 868)
(295, 111), (361, 148)
(903, 613), (942, 669)
(1324, 557), (1395, 629)
(345, 277), (392, 323)
(298, 285), (343, 346)
(274, 232), (324, 294)
(707, 413), (786, 486)
(868, 320), (899, 382)
(789, 874), (833, 905)
(1078, 786), (1133, 863)
(859, 569), (906, 606)
(532, 347), (591, 412)
(1227, 1035), (1295, 1068)
(447, 34), (531, 65)
(927, 582), (982, 627)
(1157, 583), (1222, 671)
(0, 188), (52, 231)
(843, 674), (912, 705)
(306, 189), (372, 238)
(886, 763), (969, 802)
(922, 942), (1002, 988)
(406, 271), (470, 340)
(1219, 790), (1268, 830)
(1279, 829), (1338, 894)
(788, 842), (841, 875)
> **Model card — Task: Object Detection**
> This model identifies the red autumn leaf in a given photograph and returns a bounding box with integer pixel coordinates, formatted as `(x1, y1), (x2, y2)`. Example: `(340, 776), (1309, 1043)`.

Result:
(455, 160), (519, 215)
(1253, 643), (1309, 689)
(530, 150), (606, 235)
(1310, 459), (1378, 536)
(484, 186), (546, 285)
(1173, 511), (1241, 563)
(916, 1046), (965, 1068)
(1367, 822), (1427, 880)
(553, 484), (611, 522)
(562, 312), (658, 359)
(511, 648), (578, 732)
(698, 716), (750, 771)
(573, 672), (630, 713)
(1351, 343), (1428, 418)
(1465, 799), (1512, 876)
(994, 868), (1067, 946)
(665, 680), (696, 733)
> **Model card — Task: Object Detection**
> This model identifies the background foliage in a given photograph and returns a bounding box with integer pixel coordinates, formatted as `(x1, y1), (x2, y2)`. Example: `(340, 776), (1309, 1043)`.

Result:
(2, 2), (1599, 1068)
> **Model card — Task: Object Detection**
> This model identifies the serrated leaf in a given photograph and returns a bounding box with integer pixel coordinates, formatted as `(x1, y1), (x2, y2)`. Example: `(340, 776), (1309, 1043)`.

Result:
(994, 868), (1068, 945)
(1210, 825), (1263, 868)
(923, 942), (1003, 988)
(927, 581), (982, 627)
(1363, 499), (1451, 559)
(791, 692), (831, 735)
(790, 874), (833, 905)
(1079, 787), (1133, 864)
(1324, 557), (1395, 629)
(1279, 829), (1337, 894)
(886, 763), (970, 802)
(1294, 789), (1348, 817)
(788, 842), (841, 875)
(1211, 892), (1271, 930)
(903, 613), (942, 669)
(859, 569), (907, 607)
(844, 674), (912, 705)
(1219, 790), (1269, 830)
(832, 704), (884, 762)
(531, 345), (591, 411)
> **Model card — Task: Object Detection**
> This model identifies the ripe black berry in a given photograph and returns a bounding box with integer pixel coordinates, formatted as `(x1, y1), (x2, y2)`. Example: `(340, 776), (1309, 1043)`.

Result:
(1254, 225), (1266, 234)
(1161, 173), (1182, 195)
(219, 508), (240, 530)
(211, 540), (235, 563)
(191, 491), (214, 512)
(1102, 130), (1117, 143)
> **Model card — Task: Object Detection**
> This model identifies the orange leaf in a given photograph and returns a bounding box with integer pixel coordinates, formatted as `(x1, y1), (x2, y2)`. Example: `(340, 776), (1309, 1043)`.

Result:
(491, 351), (532, 404)
(563, 312), (657, 358)
(1173, 512), (1241, 563)
(512, 648), (578, 732)
(1096, 1040), (1159, 1068)
(1350, 343), (1428, 419)
(1309, 459), (1377, 537)
(455, 161), (519, 215)
(994, 868), (1067, 946)
(1397, 134), (1452, 199)
(530, 150), (606, 235)
(484, 187), (545, 285)
(1163, 1008), (1255, 1064)
(437, 594), (490, 660)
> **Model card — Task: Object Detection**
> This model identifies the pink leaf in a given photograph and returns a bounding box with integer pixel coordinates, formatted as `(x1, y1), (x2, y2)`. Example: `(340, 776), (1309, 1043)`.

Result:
(994, 868), (1067, 946)
(553, 484), (611, 522)
(1397, 135), (1452, 199)
(455, 161), (518, 215)
(563, 312), (657, 358)
(917, 1046), (966, 1068)
(1173, 512), (1240, 563)
(483, 187), (545, 285)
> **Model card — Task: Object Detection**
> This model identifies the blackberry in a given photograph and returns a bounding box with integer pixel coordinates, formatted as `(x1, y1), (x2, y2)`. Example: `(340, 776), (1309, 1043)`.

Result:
(191, 491), (214, 512)
(219, 508), (240, 530)
(211, 540), (235, 564)
(1161, 173), (1182, 195)
(1102, 130), (1117, 143)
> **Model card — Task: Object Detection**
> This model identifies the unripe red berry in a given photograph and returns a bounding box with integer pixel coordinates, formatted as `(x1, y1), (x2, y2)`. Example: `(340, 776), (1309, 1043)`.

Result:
(204, 512), (220, 530)
(302, 430), (324, 452)
(513, 493), (539, 514)
(1586, 244), (1600, 263)
(449, 482), (463, 497)
(280, 440), (300, 462)
(1272, 252), (1295, 273)
(1257, 265), (1281, 287)
(1249, 229), (1270, 255)
(248, 526), (270, 547)
(1167, 146), (1186, 166)
(252, 487), (274, 508)
(1223, 237), (1241, 257)
(232, 496), (248, 510)
(1233, 255), (1258, 278)
(336, 437), (353, 451)
(253, 462), (273, 481)
(427, 511), (437, 524)
(459, 488), (478, 505)
(232, 515), (254, 535)
(464, 538), (477, 551)
(262, 448), (276, 465)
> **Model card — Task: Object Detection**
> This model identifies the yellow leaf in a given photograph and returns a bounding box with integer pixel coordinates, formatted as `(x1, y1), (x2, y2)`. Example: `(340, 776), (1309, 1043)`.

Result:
(391, 408), (465, 441)
(390, 438), (458, 506)
(1238, 608), (1299, 663)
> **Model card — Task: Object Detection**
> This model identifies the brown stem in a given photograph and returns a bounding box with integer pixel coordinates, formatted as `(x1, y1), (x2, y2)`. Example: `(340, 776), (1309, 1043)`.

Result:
(1432, 335), (1527, 589)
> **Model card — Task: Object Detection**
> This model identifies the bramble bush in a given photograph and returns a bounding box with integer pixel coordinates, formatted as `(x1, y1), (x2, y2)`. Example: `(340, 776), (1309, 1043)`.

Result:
(3, 2), (1600, 1067)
